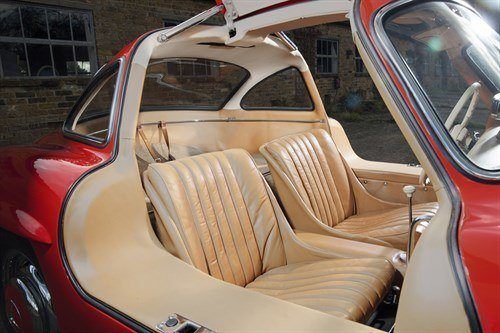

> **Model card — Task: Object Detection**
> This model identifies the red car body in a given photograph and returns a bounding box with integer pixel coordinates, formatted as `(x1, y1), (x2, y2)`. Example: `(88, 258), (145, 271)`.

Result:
(0, 1), (498, 332)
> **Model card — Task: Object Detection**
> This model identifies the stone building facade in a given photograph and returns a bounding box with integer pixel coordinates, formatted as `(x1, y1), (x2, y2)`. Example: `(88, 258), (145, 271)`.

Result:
(0, 0), (495, 146)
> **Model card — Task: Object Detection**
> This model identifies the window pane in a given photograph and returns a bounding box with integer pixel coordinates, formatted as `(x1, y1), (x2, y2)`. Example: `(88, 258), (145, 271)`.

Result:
(71, 12), (90, 41)
(0, 42), (28, 77)
(194, 60), (207, 76)
(21, 6), (48, 39)
(73, 70), (118, 140)
(53, 45), (75, 76)
(48, 9), (71, 40)
(75, 46), (91, 75)
(241, 67), (313, 110)
(26, 44), (53, 76)
(385, 2), (499, 170)
(0, 4), (22, 37)
(166, 61), (180, 76)
(181, 60), (194, 76)
(141, 58), (249, 110)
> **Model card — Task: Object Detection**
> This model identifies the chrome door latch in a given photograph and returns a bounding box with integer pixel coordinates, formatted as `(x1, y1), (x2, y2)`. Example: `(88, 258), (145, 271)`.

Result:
(156, 314), (214, 333)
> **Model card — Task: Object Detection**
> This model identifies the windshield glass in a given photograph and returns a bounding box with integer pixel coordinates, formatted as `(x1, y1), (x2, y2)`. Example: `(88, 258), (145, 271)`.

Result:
(384, 2), (500, 171)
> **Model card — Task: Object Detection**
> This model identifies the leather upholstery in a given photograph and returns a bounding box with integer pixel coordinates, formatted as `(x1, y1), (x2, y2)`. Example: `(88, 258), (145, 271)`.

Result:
(336, 202), (439, 251)
(263, 129), (354, 227)
(144, 149), (395, 321)
(145, 149), (286, 286)
(260, 129), (439, 250)
(246, 258), (394, 322)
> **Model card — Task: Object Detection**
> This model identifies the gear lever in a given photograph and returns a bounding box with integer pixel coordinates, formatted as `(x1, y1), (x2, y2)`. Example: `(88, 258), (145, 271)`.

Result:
(403, 185), (416, 261)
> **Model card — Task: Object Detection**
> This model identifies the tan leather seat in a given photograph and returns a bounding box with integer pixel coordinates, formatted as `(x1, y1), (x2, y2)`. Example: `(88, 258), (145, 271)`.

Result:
(143, 149), (395, 322)
(260, 129), (438, 250)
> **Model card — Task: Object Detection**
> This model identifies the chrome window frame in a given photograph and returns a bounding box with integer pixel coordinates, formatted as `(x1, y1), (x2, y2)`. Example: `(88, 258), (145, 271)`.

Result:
(62, 57), (124, 147)
(373, 0), (500, 181)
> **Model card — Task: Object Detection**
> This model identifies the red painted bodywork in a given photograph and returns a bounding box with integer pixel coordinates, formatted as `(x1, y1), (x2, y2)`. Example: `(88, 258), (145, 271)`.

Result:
(0, 35), (137, 331)
(0, 1), (497, 332)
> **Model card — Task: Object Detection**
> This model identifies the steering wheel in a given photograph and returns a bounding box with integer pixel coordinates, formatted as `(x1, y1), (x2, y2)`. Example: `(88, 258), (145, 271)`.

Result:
(445, 82), (481, 147)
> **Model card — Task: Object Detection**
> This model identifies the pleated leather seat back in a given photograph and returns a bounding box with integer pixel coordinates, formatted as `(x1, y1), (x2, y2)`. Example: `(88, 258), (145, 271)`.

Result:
(261, 129), (355, 227)
(144, 149), (286, 286)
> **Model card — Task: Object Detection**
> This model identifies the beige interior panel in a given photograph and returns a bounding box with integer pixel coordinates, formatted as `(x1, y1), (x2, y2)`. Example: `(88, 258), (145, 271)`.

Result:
(138, 109), (327, 155)
(63, 140), (386, 332)
(358, 178), (436, 204)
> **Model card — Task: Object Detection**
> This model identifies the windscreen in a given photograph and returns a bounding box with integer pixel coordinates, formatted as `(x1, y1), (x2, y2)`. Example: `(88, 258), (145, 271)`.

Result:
(384, 2), (500, 171)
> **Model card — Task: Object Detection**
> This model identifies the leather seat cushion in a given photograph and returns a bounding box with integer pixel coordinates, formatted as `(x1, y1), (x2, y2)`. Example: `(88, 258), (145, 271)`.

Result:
(246, 258), (395, 322)
(334, 202), (439, 250)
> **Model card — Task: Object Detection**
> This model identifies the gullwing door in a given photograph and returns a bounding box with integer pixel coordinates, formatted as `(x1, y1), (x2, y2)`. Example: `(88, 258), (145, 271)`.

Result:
(215, 0), (351, 45)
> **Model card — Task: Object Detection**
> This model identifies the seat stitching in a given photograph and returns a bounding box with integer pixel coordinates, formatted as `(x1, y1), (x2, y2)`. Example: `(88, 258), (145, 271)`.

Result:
(297, 133), (336, 226)
(148, 166), (195, 265)
(252, 269), (390, 291)
(267, 144), (312, 209)
(281, 137), (324, 221)
(249, 283), (376, 308)
(199, 154), (244, 285)
(293, 134), (332, 226)
(215, 153), (260, 282)
(188, 157), (238, 283)
(274, 140), (318, 215)
(286, 135), (329, 223)
(305, 132), (348, 223)
(167, 163), (212, 274)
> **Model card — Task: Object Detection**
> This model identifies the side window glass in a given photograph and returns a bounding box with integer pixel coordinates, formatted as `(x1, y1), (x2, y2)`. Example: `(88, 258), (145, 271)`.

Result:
(64, 62), (119, 142)
(241, 67), (314, 110)
(141, 58), (249, 111)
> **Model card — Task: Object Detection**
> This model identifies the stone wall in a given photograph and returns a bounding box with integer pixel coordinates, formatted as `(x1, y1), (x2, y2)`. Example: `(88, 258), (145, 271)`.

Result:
(0, 0), (218, 146)
(0, 0), (494, 146)
(289, 23), (379, 116)
(0, 77), (87, 145)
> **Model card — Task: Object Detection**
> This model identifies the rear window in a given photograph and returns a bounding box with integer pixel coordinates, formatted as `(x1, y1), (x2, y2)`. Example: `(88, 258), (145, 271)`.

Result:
(140, 58), (249, 111)
(241, 67), (313, 111)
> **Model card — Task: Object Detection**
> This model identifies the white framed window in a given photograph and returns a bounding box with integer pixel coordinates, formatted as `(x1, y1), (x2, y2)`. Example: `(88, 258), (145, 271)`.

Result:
(0, 2), (98, 78)
(354, 48), (367, 74)
(316, 38), (339, 74)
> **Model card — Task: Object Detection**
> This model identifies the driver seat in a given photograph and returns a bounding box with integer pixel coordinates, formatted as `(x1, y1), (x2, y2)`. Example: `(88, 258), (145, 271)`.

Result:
(260, 129), (439, 250)
(143, 149), (395, 322)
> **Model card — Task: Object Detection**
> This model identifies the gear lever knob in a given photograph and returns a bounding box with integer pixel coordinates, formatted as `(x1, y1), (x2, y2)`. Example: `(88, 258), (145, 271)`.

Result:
(403, 185), (416, 198)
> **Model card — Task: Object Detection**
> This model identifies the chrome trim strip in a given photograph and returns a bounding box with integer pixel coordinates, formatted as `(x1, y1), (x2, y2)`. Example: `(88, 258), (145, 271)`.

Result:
(373, 0), (499, 181)
(139, 118), (325, 126)
(276, 31), (298, 51)
(62, 57), (126, 148)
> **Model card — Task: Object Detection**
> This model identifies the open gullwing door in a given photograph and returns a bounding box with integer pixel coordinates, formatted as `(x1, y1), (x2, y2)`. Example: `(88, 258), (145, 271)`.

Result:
(215, 0), (352, 45)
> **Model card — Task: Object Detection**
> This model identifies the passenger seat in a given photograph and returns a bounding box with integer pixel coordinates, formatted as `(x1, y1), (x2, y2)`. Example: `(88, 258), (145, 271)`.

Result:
(260, 129), (439, 250)
(143, 149), (395, 323)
